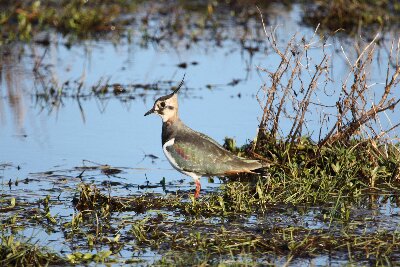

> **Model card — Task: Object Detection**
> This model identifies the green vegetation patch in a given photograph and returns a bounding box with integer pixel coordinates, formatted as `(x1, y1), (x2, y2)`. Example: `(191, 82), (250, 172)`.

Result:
(62, 179), (400, 265)
(3, 0), (398, 45)
(0, 0), (138, 42)
(303, 0), (400, 34)
(0, 234), (66, 266)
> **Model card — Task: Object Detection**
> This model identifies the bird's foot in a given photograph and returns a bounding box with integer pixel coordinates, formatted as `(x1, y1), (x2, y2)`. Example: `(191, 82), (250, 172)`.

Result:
(194, 180), (201, 198)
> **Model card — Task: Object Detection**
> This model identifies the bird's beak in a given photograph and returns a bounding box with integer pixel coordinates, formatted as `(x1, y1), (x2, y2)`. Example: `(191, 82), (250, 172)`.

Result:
(144, 107), (155, 116)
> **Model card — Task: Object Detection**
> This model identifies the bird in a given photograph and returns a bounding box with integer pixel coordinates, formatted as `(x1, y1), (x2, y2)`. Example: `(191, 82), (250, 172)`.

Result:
(144, 76), (264, 198)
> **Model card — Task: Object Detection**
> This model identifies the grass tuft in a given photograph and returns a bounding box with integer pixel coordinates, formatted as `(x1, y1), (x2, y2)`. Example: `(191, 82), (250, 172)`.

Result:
(0, 234), (65, 266)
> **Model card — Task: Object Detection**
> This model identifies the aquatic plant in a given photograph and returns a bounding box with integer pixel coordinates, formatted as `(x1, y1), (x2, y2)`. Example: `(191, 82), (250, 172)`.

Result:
(0, 231), (65, 266)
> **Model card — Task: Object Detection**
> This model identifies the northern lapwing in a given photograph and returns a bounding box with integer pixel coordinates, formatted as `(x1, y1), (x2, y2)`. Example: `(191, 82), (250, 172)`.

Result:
(144, 76), (263, 197)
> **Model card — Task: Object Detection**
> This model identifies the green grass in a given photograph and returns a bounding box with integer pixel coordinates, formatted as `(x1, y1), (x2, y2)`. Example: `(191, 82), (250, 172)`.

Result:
(0, 0), (139, 42)
(59, 180), (400, 265)
(302, 0), (400, 34)
(2, 151), (400, 265)
(0, 233), (66, 266)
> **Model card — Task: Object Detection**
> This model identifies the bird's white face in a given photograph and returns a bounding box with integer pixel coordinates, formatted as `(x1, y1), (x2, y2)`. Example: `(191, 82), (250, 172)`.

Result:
(145, 93), (179, 122)
(145, 75), (184, 122)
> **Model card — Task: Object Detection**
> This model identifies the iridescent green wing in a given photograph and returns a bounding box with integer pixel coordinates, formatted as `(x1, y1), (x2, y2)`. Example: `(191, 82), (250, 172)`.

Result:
(165, 135), (240, 175)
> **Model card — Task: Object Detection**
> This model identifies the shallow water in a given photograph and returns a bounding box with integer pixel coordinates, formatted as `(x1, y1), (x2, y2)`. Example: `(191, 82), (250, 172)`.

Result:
(1, 2), (400, 265)
(3, 164), (400, 265)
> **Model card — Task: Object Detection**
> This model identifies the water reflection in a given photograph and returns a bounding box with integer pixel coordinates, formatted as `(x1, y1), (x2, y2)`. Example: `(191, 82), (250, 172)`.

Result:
(0, 44), (27, 135)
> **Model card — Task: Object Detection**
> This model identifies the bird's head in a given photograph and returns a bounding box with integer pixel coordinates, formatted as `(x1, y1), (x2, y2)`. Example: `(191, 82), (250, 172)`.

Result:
(144, 75), (185, 122)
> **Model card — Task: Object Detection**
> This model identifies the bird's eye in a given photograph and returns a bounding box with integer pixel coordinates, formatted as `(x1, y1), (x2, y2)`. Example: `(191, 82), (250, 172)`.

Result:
(160, 102), (166, 108)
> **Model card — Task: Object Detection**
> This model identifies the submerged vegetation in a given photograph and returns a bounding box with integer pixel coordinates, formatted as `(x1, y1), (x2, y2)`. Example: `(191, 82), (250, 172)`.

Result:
(1, 0), (400, 266)
(2, 160), (400, 265)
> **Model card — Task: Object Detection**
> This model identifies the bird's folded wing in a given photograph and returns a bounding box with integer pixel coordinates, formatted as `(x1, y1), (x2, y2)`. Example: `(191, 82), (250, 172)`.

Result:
(165, 134), (259, 175)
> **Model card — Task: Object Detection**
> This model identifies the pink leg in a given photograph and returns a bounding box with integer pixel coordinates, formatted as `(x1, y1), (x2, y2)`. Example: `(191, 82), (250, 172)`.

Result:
(194, 179), (201, 198)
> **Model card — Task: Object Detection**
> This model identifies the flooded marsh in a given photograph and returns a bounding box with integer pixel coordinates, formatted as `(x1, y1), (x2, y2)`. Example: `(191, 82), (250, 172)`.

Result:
(1, 1), (400, 266)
